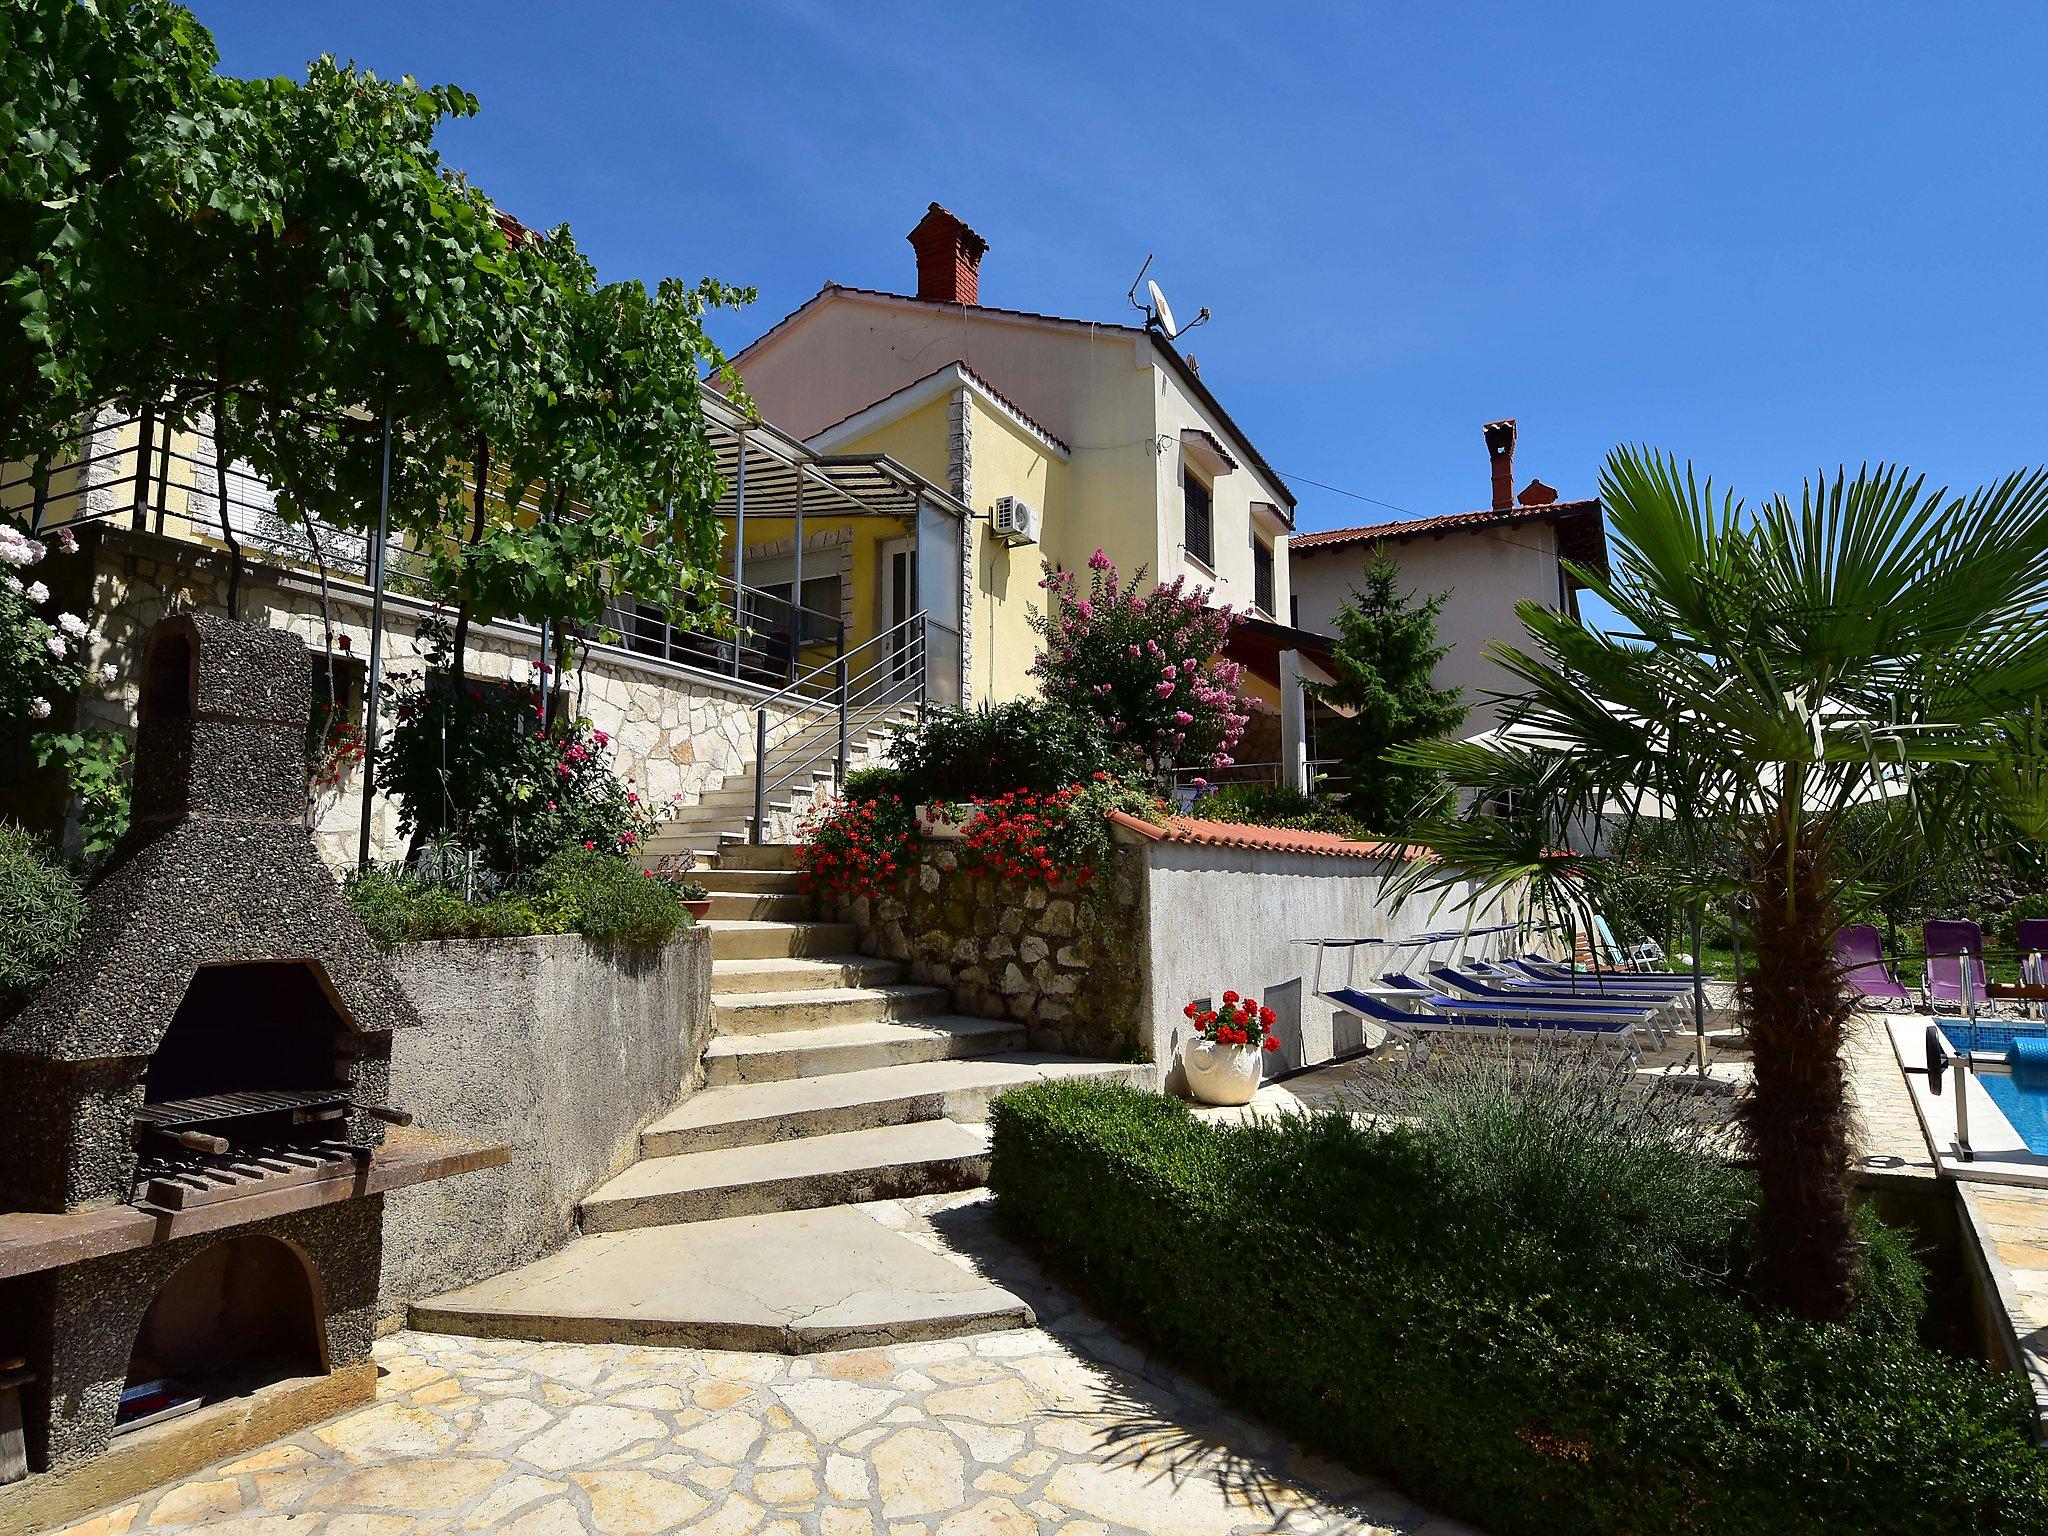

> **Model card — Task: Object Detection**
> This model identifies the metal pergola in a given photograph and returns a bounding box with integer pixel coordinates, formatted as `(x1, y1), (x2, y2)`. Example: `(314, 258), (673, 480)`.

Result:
(699, 390), (970, 605)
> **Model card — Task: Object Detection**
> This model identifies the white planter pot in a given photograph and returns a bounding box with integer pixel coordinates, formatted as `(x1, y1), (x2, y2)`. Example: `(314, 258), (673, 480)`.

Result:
(1181, 1038), (1263, 1106)
(915, 802), (974, 840)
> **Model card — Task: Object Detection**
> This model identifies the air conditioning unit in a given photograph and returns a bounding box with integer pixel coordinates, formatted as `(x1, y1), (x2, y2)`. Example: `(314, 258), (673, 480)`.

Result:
(991, 496), (1040, 547)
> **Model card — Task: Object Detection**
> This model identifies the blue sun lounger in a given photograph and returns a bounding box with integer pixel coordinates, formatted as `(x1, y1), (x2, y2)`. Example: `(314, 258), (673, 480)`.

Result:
(1325, 986), (1644, 1059)
(1514, 954), (1698, 988)
(1480, 959), (1696, 1002)
(1379, 973), (1670, 1046)
(1427, 964), (1686, 1012)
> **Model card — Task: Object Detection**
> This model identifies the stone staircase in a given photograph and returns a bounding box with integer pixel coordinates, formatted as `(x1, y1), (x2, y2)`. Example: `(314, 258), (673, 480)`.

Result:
(644, 707), (915, 858)
(414, 842), (1143, 1353)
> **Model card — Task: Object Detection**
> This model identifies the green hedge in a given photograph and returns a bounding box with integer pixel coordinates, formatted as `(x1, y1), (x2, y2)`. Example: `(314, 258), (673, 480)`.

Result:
(346, 850), (689, 948)
(987, 1080), (2048, 1536)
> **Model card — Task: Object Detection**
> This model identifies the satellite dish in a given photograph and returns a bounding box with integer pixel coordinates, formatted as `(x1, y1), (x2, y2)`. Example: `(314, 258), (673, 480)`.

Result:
(1147, 279), (1178, 339)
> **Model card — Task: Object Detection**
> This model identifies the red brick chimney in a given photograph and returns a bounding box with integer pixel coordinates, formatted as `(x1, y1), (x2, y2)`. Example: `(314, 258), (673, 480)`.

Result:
(908, 203), (987, 306)
(1483, 419), (1518, 510)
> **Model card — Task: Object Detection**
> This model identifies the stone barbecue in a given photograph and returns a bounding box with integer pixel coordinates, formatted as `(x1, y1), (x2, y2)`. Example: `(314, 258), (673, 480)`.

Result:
(0, 613), (498, 1532)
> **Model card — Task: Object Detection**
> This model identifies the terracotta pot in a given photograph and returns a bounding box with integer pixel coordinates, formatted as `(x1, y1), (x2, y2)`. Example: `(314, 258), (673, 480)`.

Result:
(1181, 1037), (1262, 1106)
(683, 898), (712, 921)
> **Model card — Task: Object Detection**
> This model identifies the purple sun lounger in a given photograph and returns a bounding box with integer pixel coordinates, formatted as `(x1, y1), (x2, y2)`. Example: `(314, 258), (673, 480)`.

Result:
(1923, 919), (1989, 1012)
(2018, 919), (2048, 993)
(1833, 924), (1911, 1008)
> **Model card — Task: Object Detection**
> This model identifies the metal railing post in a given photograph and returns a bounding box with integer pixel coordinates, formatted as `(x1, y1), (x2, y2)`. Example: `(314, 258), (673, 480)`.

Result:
(152, 423), (171, 533)
(1956, 959), (1975, 1160)
(356, 409), (394, 872)
(751, 708), (768, 845)
(131, 406), (156, 531)
(835, 654), (849, 789)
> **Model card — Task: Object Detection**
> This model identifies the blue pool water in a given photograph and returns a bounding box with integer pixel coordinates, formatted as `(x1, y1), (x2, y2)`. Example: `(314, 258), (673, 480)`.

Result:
(1939, 1021), (2048, 1153)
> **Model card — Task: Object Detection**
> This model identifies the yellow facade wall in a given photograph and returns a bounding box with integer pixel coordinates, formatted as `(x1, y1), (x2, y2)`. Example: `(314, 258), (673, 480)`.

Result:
(964, 396), (1064, 705)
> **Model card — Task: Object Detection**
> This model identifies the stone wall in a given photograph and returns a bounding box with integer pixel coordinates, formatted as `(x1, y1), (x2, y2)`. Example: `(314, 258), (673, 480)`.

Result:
(376, 927), (712, 1318)
(836, 840), (1147, 1063)
(59, 524), (800, 867)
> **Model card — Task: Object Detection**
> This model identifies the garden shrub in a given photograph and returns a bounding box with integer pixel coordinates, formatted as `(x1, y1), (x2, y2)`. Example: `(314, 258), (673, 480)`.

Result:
(1348, 1041), (1753, 1282)
(883, 698), (1121, 803)
(1191, 782), (1376, 841)
(538, 848), (688, 948)
(0, 823), (85, 1013)
(1847, 1200), (1932, 1340)
(345, 850), (687, 948)
(344, 868), (558, 944)
(839, 764), (908, 802)
(1031, 549), (1250, 772)
(989, 1075), (2048, 1535)
(796, 791), (916, 905)
(377, 622), (630, 874)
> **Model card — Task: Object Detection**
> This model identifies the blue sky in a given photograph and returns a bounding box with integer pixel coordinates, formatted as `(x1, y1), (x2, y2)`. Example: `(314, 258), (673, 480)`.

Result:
(197, 1), (2048, 538)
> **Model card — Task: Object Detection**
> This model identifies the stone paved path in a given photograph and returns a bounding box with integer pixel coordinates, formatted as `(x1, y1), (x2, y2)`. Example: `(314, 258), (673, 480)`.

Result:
(52, 1194), (1479, 1536)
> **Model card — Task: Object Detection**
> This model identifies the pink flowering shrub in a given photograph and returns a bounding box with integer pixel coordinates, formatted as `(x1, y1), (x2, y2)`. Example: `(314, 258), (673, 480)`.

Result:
(379, 618), (638, 873)
(1030, 550), (1250, 771)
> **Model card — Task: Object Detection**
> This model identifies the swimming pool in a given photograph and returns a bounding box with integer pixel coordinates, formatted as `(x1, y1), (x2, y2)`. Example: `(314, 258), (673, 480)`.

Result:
(1940, 1020), (2048, 1154)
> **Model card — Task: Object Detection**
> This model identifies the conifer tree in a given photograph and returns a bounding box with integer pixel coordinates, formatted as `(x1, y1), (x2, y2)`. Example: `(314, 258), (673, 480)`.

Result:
(1307, 549), (1466, 832)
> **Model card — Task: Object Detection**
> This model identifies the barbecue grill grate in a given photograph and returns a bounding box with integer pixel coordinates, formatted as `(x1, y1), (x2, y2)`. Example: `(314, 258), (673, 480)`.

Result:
(133, 1088), (351, 1130)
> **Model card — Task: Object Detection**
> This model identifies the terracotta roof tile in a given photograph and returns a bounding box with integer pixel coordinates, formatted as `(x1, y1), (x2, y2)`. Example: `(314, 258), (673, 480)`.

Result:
(1107, 810), (1425, 861)
(1291, 499), (1600, 554)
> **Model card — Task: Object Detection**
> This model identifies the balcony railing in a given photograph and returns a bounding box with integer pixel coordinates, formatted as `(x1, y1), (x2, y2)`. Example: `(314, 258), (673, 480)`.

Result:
(2, 407), (844, 692)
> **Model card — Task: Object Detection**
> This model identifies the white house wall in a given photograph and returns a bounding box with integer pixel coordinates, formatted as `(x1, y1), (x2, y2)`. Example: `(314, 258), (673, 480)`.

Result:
(1135, 839), (1495, 1081)
(1290, 522), (1563, 732)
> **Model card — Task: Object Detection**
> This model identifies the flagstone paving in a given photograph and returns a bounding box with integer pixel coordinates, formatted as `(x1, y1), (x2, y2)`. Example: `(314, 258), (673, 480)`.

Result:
(51, 1193), (1480, 1536)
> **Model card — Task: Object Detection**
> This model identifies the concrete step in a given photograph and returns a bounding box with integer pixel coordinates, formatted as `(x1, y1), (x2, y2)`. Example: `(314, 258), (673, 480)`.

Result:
(703, 1015), (1028, 1086)
(410, 1205), (1032, 1353)
(705, 920), (857, 961)
(707, 843), (803, 872)
(705, 890), (810, 922)
(644, 1053), (1151, 1157)
(711, 955), (902, 995)
(713, 983), (947, 1036)
(689, 784), (821, 813)
(579, 1120), (991, 1231)
(696, 868), (805, 895)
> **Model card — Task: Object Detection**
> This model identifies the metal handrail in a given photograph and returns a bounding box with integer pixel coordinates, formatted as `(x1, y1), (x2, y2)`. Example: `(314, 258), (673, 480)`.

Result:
(750, 611), (928, 717)
(752, 618), (927, 842)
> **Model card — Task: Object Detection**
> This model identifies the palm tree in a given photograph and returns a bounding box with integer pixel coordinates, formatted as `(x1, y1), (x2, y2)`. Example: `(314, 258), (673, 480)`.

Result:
(1396, 448), (2048, 1322)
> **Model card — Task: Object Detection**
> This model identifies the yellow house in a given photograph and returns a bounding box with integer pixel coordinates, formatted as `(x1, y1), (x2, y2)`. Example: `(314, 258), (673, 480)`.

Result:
(720, 204), (1301, 714)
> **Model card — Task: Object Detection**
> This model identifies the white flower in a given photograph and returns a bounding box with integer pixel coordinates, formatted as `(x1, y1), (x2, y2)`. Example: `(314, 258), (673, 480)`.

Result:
(28, 697), (49, 719)
(51, 527), (76, 554)
(99, 661), (119, 683)
(45, 633), (66, 659)
(0, 527), (44, 568)
(58, 611), (87, 638)
(25, 581), (48, 605)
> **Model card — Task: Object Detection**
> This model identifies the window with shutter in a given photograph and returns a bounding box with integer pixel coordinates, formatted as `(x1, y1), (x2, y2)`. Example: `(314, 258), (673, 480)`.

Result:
(1253, 537), (1275, 616)
(1184, 472), (1214, 567)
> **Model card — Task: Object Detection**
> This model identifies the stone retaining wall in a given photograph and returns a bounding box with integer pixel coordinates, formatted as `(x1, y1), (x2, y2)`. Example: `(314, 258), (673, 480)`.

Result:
(377, 927), (712, 1319)
(57, 524), (799, 867)
(836, 841), (1147, 1063)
